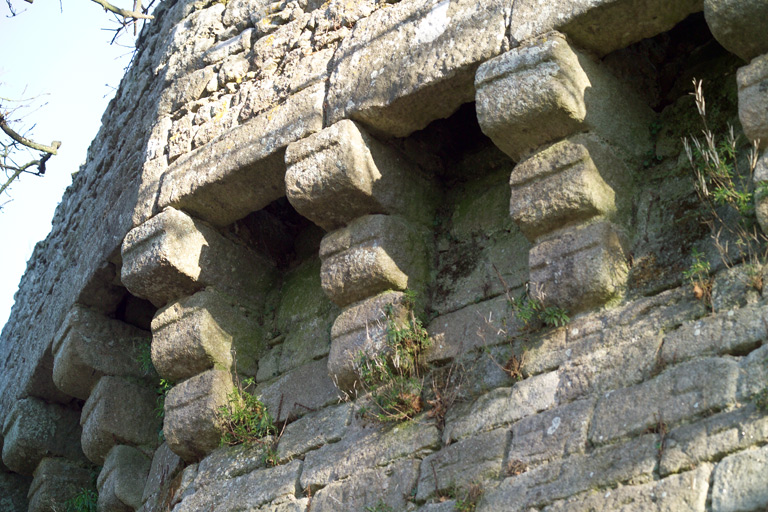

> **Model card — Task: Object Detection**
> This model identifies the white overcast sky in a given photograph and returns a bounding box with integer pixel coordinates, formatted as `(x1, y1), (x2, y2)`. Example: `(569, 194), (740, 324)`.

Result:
(0, 2), (149, 327)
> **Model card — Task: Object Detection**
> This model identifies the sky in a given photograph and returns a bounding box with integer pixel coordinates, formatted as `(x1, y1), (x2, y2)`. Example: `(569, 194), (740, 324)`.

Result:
(0, 1), (149, 328)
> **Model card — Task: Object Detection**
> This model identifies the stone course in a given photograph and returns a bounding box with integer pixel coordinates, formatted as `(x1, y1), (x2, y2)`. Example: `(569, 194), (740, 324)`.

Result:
(2, 0), (768, 510)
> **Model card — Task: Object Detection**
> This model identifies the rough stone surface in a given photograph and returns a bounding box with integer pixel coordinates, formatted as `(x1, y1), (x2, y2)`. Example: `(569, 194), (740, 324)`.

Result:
(661, 302), (767, 364)
(192, 442), (274, 491)
(157, 82), (325, 226)
(256, 356), (338, 423)
(479, 434), (658, 511)
(661, 405), (768, 476)
(320, 215), (431, 307)
(52, 305), (151, 400)
(122, 207), (277, 307)
(443, 371), (559, 444)
(416, 428), (507, 501)
(164, 369), (233, 462)
(510, 134), (632, 242)
(711, 444), (768, 512)
(97, 445), (152, 511)
(276, 402), (352, 462)
(1, 398), (84, 475)
(427, 295), (514, 363)
(173, 459), (302, 512)
(300, 420), (441, 490)
(327, 0), (508, 137)
(285, 119), (436, 231)
(1, 1), (767, 510)
(704, 0), (768, 62)
(311, 459), (421, 512)
(529, 221), (629, 313)
(151, 287), (265, 382)
(508, 398), (595, 469)
(737, 53), (768, 148)
(543, 464), (712, 512)
(26, 457), (92, 512)
(475, 32), (652, 162)
(80, 376), (159, 465)
(0, 468), (30, 512)
(328, 291), (409, 392)
(509, 0), (702, 56)
(589, 357), (740, 445)
(141, 442), (185, 507)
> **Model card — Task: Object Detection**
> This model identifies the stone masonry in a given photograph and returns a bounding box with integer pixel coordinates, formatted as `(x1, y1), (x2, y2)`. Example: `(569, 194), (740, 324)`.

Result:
(0, 0), (767, 511)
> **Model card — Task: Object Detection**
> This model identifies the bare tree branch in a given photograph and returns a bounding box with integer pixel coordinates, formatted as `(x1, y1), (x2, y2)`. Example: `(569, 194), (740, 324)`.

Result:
(89, 0), (153, 19)
(0, 114), (60, 155)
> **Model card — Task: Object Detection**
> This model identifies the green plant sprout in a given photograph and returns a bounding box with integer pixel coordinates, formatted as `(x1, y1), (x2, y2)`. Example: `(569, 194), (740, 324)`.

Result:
(355, 294), (432, 422)
(217, 377), (277, 452)
(60, 488), (98, 512)
(508, 288), (570, 329)
(682, 78), (766, 295)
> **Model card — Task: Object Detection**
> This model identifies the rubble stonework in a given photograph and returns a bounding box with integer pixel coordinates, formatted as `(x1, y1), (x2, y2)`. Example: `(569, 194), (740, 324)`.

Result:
(1, 0), (768, 510)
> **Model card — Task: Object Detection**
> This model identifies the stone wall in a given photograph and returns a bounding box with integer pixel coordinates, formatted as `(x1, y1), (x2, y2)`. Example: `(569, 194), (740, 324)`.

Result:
(1, 0), (768, 510)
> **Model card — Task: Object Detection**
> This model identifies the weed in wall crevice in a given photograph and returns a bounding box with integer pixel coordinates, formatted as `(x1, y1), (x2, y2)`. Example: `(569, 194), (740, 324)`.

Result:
(682, 78), (766, 309)
(217, 376), (280, 466)
(355, 294), (433, 423)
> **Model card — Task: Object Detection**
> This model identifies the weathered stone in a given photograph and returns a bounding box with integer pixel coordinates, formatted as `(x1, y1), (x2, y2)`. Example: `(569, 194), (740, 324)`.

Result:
(1, 398), (83, 475)
(704, 0), (768, 62)
(509, 0), (702, 56)
(0, 468), (30, 512)
(427, 295), (514, 363)
(151, 287), (265, 382)
(164, 369), (233, 463)
(508, 398), (595, 468)
(737, 53), (768, 148)
(52, 305), (151, 400)
(510, 134), (632, 242)
(312, 458), (420, 512)
(320, 215), (431, 307)
(121, 207), (277, 307)
(555, 328), (661, 404)
(285, 119), (435, 231)
(97, 445), (152, 511)
(589, 358), (740, 445)
(738, 344), (768, 401)
(256, 357), (338, 422)
(478, 434), (658, 511)
(81, 376), (159, 465)
(432, 226), (530, 316)
(661, 405), (768, 476)
(529, 220), (629, 313)
(276, 402), (352, 462)
(141, 443), (185, 507)
(156, 83), (325, 226)
(27, 458), (92, 512)
(193, 442), (274, 491)
(203, 29), (254, 65)
(327, 291), (410, 392)
(661, 303), (767, 364)
(222, 0), (268, 31)
(443, 371), (559, 444)
(417, 428), (507, 501)
(476, 32), (652, 162)
(711, 445), (768, 512)
(327, 0), (508, 136)
(543, 464), (712, 512)
(173, 459), (302, 512)
(300, 420), (440, 490)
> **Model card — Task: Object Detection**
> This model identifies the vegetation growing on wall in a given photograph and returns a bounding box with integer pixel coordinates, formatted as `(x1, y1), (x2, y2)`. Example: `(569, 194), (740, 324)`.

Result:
(683, 78), (765, 303)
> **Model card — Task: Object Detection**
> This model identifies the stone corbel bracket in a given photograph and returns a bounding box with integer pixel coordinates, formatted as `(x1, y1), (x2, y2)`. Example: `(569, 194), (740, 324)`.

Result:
(285, 119), (436, 392)
(476, 31), (653, 313)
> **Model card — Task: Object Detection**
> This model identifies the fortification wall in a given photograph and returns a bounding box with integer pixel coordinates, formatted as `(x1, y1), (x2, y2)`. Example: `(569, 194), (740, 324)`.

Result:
(1, 0), (768, 510)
